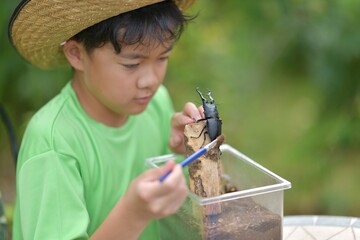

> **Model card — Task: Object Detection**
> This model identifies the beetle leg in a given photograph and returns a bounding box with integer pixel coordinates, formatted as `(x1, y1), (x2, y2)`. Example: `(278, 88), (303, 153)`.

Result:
(191, 123), (206, 138)
(190, 123), (208, 147)
(196, 117), (210, 122)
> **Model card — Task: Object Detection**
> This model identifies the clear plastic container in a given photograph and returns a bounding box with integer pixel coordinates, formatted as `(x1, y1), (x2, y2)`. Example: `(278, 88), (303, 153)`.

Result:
(146, 144), (291, 240)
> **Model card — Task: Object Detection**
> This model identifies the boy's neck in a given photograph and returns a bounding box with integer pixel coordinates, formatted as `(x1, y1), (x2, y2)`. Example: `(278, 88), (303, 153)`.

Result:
(71, 76), (128, 128)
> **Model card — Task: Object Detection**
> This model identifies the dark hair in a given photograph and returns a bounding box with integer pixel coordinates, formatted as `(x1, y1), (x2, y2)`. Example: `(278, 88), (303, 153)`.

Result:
(71, 0), (195, 53)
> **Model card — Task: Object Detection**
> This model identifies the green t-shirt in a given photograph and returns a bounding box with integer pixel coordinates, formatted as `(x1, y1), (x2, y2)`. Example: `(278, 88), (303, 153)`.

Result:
(13, 83), (174, 240)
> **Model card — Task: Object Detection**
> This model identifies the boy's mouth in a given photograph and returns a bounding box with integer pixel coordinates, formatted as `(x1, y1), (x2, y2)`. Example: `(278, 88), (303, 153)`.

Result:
(135, 95), (152, 104)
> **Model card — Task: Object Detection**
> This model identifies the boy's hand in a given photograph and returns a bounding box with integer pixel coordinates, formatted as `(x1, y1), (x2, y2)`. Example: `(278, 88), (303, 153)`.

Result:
(169, 102), (204, 154)
(124, 160), (188, 221)
(92, 160), (188, 240)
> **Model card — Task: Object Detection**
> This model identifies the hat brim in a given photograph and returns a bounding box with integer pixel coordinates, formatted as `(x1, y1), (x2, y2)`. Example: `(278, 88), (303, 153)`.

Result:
(9, 0), (195, 69)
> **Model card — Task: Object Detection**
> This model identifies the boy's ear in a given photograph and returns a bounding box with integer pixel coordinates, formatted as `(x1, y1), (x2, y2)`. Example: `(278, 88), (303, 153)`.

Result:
(62, 40), (85, 70)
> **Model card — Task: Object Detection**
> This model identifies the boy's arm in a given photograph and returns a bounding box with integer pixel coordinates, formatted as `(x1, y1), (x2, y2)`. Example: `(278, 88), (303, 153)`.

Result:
(16, 152), (89, 239)
(90, 160), (187, 240)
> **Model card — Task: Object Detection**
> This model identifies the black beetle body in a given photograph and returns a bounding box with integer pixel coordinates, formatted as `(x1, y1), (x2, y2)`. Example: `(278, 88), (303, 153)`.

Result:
(196, 87), (222, 141)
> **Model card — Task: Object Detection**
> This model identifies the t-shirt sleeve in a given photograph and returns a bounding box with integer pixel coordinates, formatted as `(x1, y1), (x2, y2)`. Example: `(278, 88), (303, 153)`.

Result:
(17, 151), (89, 239)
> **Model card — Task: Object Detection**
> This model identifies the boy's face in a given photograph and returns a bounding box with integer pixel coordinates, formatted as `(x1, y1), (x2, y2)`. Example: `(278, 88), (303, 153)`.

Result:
(71, 40), (173, 126)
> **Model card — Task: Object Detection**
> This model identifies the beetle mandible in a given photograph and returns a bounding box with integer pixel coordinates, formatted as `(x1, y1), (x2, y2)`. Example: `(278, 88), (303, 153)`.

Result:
(196, 87), (222, 141)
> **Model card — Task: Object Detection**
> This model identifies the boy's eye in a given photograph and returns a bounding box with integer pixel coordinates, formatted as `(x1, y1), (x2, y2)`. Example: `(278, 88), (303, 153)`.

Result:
(159, 56), (169, 61)
(122, 63), (139, 69)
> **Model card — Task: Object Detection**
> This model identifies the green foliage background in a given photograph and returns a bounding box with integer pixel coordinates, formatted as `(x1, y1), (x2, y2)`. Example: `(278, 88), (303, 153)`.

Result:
(1, 0), (360, 231)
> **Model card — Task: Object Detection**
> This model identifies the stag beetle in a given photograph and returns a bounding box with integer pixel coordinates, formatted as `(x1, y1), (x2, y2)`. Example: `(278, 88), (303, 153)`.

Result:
(196, 87), (222, 141)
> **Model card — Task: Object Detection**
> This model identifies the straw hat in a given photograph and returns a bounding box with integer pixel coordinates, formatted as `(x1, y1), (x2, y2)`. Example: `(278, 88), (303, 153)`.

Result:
(9, 0), (195, 69)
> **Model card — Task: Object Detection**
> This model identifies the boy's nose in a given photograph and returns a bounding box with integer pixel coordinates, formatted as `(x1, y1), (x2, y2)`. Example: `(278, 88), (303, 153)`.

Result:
(137, 67), (159, 89)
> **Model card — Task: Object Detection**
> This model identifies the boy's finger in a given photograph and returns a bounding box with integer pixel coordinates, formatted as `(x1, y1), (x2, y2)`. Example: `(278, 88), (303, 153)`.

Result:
(183, 102), (202, 120)
(148, 159), (176, 180)
(158, 160), (180, 183)
(161, 160), (176, 175)
(162, 164), (185, 185)
(146, 164), (185, 197)
(171, 112), (194, 129)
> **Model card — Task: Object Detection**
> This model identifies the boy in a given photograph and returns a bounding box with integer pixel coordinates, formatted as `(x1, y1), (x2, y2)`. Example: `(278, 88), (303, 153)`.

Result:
(9, 0), (203, 239)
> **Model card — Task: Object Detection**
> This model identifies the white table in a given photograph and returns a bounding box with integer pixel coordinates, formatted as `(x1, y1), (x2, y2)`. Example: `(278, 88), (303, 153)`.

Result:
(284, 215), (360, 240)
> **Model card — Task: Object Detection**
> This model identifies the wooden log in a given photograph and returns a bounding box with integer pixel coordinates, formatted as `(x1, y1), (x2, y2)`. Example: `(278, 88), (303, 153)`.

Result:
(184, 121), (224, 217)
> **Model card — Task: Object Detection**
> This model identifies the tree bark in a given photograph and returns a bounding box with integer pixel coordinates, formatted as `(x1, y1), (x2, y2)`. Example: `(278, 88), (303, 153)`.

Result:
(184, 121), (224, 216)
